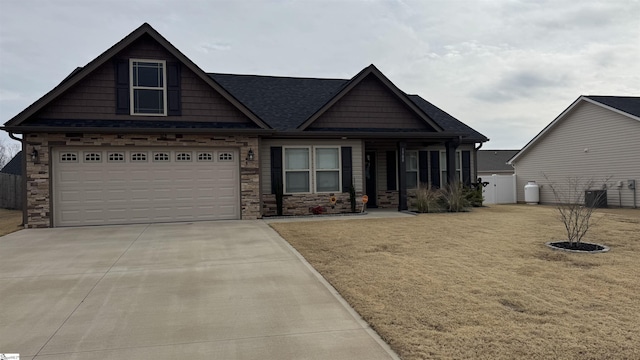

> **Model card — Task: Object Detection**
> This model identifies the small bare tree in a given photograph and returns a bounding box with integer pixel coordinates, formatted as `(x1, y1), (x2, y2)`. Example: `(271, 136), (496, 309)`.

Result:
(0, 139), (21, 168)
(543, 174), (611, 247)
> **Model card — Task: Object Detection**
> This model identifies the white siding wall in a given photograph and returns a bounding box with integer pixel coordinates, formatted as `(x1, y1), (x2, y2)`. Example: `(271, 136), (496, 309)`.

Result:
(513, 101), (640, 207)
(260, 139), (364, 194)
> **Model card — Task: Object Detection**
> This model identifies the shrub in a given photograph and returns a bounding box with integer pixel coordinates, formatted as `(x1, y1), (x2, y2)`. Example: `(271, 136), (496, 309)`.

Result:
(464, 186), (484, 207)
(543, 174), (611, 246)
(441, 182), (472, 212)
(413, 183), (444, 213)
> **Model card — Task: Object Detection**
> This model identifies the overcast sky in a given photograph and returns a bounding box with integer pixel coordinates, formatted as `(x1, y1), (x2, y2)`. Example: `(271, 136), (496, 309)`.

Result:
(1, 0), (638, 150)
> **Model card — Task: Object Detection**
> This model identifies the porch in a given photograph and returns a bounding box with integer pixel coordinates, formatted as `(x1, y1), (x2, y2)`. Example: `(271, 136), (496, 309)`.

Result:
(363, 139), (476, 211)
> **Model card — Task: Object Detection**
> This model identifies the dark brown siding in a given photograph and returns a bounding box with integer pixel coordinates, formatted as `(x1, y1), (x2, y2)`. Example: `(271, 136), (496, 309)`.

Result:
(309, 75), (434, 130)
(35, 35), (252, 124)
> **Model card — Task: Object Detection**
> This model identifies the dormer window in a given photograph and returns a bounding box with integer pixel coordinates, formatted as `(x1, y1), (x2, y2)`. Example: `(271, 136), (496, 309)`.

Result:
(130, 59), (166, 115)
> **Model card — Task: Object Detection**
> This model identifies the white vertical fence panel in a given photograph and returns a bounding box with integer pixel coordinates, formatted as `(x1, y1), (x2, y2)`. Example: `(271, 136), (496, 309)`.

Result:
(482, 174), (516, 205)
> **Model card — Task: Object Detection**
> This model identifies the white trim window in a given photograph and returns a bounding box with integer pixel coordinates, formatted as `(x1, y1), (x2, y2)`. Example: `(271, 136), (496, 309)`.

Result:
(440, 151), (462, 184)
(284, 147), (311, 193)
(315, 147), (341, 193)
(130, 59), (167, 115)
(406, 151), (418, 189)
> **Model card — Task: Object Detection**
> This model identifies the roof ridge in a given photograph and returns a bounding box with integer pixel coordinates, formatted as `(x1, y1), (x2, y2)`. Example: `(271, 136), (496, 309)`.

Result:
(208, 72), (348, 81)
(585, 95), (640, 99)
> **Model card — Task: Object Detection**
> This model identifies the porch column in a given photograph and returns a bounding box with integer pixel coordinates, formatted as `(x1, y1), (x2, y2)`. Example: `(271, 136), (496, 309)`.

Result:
(397, 141), (408, 211)
(445, 140), (458, 185)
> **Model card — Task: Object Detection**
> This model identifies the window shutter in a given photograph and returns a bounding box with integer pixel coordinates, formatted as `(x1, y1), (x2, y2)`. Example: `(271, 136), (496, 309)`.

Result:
(341, 147), (352, 193)
(386, 151), (396, 190)
(419, 150), (428, 185)
(167, 62), (181, 116)
(462, 150), (471, 186)
(270, 147), (283, 194)
(430, 151), (440, 188)
(115, 59), (129, 114)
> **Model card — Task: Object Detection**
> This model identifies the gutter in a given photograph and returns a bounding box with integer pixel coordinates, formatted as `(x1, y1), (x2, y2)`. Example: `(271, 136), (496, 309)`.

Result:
(3, 126), (490, 142)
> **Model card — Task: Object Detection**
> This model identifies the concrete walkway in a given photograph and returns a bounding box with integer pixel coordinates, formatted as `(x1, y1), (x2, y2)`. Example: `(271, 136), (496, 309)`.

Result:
(0, 221), (398, 360)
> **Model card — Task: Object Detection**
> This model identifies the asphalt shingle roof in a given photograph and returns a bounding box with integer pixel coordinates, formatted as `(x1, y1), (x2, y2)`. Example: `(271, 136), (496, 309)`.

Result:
(477, 150), (518, 172)
(209, 73), (487, 140)
(209, 73), (348, 131)
(407, 95), (487, 141)
(585, 96), (640, 118)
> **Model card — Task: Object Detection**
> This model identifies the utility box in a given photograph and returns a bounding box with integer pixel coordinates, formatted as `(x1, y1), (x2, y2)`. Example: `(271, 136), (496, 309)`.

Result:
(585, 190), (607, 208)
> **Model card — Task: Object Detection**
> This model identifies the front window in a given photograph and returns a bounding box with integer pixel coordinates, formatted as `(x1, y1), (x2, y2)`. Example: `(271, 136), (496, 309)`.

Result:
(315, 147), (341, 192)
(130, 59), (166, 115)
(406, 151), (418, 189)
(440, 151), (462, 184)
(284, 148), (311, 193)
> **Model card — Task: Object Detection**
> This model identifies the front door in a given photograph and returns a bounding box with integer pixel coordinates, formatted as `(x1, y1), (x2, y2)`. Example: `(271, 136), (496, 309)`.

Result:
(365, 151), (377, 208)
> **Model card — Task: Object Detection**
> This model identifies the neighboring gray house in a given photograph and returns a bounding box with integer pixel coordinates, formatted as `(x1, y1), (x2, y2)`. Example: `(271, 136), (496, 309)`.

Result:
(508, 96), (640, 208)
(1, 23), (488, 228)
(1, 151), (22, 176)
(477, 150), (518, 180)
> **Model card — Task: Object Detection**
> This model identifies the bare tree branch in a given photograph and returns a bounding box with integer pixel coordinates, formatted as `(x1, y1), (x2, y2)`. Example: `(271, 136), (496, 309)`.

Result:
(0, 139), (21, 168)
(542, 174), (611, 246)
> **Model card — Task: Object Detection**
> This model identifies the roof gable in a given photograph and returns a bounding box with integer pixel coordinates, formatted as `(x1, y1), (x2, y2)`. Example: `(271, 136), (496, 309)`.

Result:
(4, 23), (270, 130)
(297, 65), (444, 132)
(508, 95), (640, 164)
(306, 74), (436, 131)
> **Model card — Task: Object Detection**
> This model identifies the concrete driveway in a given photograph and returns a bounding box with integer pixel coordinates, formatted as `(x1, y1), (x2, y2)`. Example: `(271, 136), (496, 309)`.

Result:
(0, 221), (398, 360)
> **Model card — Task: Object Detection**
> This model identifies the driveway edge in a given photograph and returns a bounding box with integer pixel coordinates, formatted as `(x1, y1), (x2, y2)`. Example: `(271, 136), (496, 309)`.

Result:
(265, 223), (401, 360)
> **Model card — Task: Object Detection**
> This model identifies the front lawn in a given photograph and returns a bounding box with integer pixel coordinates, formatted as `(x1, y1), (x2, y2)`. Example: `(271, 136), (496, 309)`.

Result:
(271, 205), (640, 360)
(0, 209), (22, 236)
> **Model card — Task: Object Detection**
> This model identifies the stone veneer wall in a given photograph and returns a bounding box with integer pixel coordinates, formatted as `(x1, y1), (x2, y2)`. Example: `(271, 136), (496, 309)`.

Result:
(262, 192), (363, 216)
(376, 189), (420, 210)
(376, 190), (399, 209)
(24, 133), (260, 228)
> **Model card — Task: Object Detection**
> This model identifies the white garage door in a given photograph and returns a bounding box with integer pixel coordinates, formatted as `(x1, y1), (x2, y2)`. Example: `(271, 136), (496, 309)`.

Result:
(53, 147), (240, 226)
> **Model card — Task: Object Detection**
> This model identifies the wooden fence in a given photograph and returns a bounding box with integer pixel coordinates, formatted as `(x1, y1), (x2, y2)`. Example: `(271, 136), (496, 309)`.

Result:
(0, 173), (22, 210)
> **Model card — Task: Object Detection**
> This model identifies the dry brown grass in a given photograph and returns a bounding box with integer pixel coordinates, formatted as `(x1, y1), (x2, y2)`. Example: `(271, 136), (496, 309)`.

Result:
(0, 209), (23, 236)
(271, 205), (640, 360)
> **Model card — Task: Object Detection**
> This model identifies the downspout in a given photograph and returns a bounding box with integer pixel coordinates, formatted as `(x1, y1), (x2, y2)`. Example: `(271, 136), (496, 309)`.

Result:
(7, 132), (27, 226)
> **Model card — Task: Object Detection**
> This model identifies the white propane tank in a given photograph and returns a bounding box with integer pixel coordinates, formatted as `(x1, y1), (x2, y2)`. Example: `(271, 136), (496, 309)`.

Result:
(524, 181), (540, 204)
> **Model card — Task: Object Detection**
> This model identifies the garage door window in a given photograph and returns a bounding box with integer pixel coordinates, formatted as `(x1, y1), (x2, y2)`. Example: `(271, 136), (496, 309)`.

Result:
(176, 152), (191, 162)
(60, 152), (78, 162)
(218, 152), (234, 161)
(84, 152), (102, 163)
(108, 152), (125, 163)
(153, 152), (170, 162)
(131, 152), (148, 162)
(197, 152), (213, 162)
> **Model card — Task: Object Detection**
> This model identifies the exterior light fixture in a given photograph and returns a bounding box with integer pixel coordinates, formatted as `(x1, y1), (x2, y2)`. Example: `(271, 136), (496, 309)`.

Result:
(247, 148), (254, 161)
(31, 149), (40, 163)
